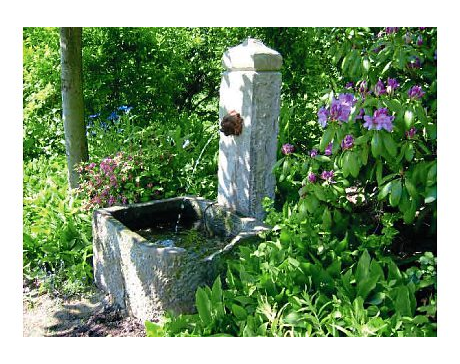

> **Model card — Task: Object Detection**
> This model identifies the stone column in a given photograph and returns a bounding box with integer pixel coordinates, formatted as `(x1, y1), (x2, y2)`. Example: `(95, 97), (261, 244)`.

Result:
(218, 38), (282, 221)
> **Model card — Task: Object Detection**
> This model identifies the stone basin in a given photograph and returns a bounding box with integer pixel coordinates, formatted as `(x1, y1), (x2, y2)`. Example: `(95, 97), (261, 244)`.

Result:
(92, 196), (268, 321)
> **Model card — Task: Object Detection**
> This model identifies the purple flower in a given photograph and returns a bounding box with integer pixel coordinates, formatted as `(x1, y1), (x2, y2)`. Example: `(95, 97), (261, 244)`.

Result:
(374, 79), (386, 96)
(358, 81), (369, 98)
(419, 27), (426, 30)
(317, 107), (329, 128)
(108, 196), (116, 206)
(308, 172), (317, 183)
(310, 149), (318, 158)
(355, 108), (365, 120)
(320, 170), (335, 183)
(408, 85), (425, 100)
(404, 32), (412, 44)
(406, 127), (417, 139)
(385, 27), (399, 34)
(341, 135), (354, 150)
(330, 93), (356, 123)
(417, 35), (423, 46)
(325, 142), (333, 156)
(408, 56), (422, 69)
(121, 196), (128, 204)
(386, 78), (400, 95)
(281, 143), (295, 155)
(345, 82), (354, 89)
(363, 108), (395, 132)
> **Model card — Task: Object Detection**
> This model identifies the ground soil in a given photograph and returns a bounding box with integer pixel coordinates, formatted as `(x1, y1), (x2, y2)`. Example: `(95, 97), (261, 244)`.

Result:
(23, 285), (147, 337)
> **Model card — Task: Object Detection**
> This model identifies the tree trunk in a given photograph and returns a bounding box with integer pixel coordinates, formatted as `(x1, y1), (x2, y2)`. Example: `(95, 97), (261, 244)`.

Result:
(60, 27), (88, 189)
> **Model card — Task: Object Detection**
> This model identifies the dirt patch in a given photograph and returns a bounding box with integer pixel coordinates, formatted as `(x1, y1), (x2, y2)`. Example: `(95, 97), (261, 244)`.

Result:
(23, 285), (148, 337)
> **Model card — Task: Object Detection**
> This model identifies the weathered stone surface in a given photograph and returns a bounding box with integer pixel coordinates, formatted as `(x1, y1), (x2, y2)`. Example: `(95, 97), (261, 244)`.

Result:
(222, 38), (283, 71)
(93, 197), (268, 322)
(218, 39), (282, 221)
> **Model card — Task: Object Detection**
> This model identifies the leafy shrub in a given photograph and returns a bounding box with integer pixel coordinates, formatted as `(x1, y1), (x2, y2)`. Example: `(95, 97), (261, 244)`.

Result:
(145, 27), (437, 337)
(23, 155), (93, 296)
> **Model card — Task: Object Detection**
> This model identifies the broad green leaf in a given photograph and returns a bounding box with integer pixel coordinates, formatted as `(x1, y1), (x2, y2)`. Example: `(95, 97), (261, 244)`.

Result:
(405, 143), (415, 161)
(305, 195), (319, 214)
(355, 249), (371, 284)
(394, 286), (413, 317)
(348, 151), (360, 178)
(371, 133), (382, 158)
(403, 199), (417, 224)
(211, 276), (223, 304)
(315, 155), (331, 163)
(424, 185), (437, 204)
(320, 127), (335, 151)
(405, 177), (418, 198)
(313, 185), (327, 201)
(231, 304), (248, 321)
(354, 135), (369, 145)
(272, 157), (285, 172)
(427, 161), (437, 186)
(357, 275), (379, 301)
(389, 180), (402, 207)
(195, 287), (212, 326)
(404, 110), (414, 129)
(378, 181), (392, 200)
(382, 133), (397, 157)
(361, 144), (369, 165)
(298, 199), (309, 218)
(387, 260), (402, 282)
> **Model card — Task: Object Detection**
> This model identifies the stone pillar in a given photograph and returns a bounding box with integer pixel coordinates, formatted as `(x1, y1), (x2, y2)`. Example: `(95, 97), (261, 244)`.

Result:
(218, 38), (282, 221)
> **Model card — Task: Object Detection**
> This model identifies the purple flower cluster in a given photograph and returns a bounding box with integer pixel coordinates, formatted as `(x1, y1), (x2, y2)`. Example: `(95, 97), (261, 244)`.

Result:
(281, 143), (295, 155)
(406, 127), (417, 139)
(341, 135), (354, 150)
(363, 108), (395, 132)
(310, 149), (318, 158)
(417, 35), (423, 46)
(317, 93), (356, 128)
(374, 79), (386, 96)
(372, 78), (400, 96)
(408, 56), (422, 69)
(358, 81), (369, 98)
(385, 27), (399, 34)
(408, 85), (425, 100)
(308, 172), (317, 183)
(325, 142), (333, 156)
(320, 170), (335, 183)
(387, 78), (400, 95)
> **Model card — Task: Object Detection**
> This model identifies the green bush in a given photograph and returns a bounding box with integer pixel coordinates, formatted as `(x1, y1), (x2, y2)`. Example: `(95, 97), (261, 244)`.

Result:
(23, 155), (93, 296)
(146, 27), (437, 337)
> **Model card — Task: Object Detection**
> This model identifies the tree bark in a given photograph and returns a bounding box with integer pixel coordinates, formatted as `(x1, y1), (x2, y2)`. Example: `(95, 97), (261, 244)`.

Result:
(60, 27), (88, 189)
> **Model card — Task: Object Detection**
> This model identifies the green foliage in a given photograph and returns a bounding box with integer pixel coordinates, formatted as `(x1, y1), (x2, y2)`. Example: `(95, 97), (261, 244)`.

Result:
(146, 27), (436, 337)
(23, 155), (93, 295)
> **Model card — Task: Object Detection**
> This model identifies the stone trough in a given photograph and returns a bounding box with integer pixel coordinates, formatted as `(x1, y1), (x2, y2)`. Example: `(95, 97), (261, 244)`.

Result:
(93, 196), (269, 321)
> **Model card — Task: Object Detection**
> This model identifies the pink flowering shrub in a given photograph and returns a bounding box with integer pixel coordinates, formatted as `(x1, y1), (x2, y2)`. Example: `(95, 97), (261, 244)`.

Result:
(77, 151), (161, 210)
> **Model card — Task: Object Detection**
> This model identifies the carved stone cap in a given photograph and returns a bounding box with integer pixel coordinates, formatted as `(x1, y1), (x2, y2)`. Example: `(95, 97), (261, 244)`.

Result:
(222, 38), (283, 71)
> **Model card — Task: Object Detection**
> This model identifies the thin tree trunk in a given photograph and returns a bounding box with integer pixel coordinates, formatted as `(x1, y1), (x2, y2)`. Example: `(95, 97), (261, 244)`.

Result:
(60, 27), (88, 189)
